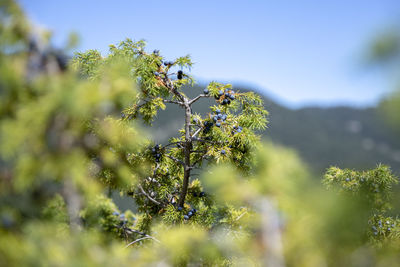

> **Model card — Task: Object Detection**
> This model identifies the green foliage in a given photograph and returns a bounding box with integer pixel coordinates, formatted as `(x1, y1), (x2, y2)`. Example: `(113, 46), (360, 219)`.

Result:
(2, 1), (400, 266)
(323, 164), (398, 211)
(71, 36), (269, 230)
(323, 165), (400, 245)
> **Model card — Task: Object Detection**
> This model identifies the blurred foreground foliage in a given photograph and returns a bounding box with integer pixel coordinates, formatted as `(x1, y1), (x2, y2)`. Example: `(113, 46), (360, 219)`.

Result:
(1, 1), (400, 266)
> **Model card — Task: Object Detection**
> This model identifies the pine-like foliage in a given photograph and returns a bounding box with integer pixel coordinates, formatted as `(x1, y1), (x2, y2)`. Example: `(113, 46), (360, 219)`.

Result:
(323, 164), (399, 242)
(72, 39), (268, 228)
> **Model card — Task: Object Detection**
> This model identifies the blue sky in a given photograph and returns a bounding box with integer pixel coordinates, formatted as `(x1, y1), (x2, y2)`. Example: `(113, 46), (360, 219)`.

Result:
(18, 0), (400, 108)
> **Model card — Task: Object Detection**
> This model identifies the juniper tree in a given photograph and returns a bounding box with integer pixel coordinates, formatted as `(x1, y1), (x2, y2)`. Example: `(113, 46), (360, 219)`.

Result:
(73, 39), (268, 226)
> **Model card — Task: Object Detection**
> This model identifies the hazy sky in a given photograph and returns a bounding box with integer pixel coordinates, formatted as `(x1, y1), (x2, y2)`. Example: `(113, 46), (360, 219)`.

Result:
(18, 0), (400, 107)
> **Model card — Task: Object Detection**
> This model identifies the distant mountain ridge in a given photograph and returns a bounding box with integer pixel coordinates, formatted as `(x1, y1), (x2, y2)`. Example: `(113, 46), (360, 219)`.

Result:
(148, 84), (400, 175)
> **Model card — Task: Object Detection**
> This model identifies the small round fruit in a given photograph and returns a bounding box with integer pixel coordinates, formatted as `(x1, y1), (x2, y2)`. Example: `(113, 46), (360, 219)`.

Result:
(216, 122), (221, 127)
(221, 150), (226, 155)
(184, 215), (189, 220)
(203, 88), (209, 94)
(177, 70), (183, 80)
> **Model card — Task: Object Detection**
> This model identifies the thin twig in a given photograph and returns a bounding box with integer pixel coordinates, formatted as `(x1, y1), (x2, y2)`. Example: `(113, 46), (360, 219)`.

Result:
(235, 211), (247, 221)
(163, 99), (184, 106)
(191, 127), (203, 139)
(163, 141), (184, 148)
(166, 155), (185, 166)
(153, 163), (160, 177)
(124, 236), (160, 248)
(138, 184), (161, 205)
(190, 150), (207, 153)
(189, 94), (212, 105)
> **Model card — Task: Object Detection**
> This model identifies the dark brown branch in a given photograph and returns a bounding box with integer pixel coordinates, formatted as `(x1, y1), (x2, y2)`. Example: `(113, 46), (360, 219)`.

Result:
(178, 100), (192, 208)
(163, 141), (184, 148)
(165, 155), (185, 166)
(190, 150), (207, 153)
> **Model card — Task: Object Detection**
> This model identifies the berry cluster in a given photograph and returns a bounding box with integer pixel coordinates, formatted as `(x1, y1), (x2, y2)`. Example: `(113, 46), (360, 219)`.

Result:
(232, 125), (243, 134)
(215, 89), (235, 105)
(163, 61), (174, 66)
(192, 117), (199, 124)
(192, 191), (205, 197)
(151, 144), (162, 163)
(372, 220), (396, 236)
(183, 208), (197, 220)
(177, 70), (183, 80)
(203, 120), (213, 134)
(212, 109), (227, 128)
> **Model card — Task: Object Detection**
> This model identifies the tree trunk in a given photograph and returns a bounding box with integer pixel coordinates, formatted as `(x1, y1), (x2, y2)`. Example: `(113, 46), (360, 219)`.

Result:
(178, 101), (192, 208)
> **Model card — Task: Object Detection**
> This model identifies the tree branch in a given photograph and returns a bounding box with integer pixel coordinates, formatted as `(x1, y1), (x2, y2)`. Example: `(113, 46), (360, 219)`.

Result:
(178, 100), (192, 208)
(189, 94), (211, 105)
(165, 155), (185, 166)
(191, 127), (203, 139)
(163, 141), (184, 148)
(138, 184), (161, 206)
(163, 99), (184, 106)
(124, 236), (160, 248)
(190, 150), (207, 154)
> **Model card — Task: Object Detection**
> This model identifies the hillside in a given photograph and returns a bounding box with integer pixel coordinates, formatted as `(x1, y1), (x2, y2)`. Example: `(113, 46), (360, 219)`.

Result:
(147, 84), (400, 176)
